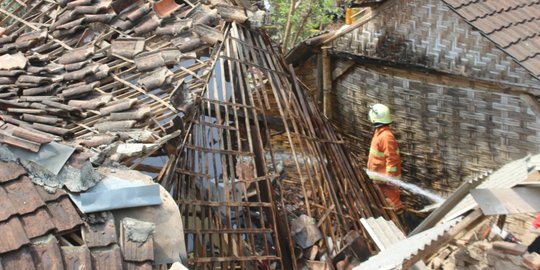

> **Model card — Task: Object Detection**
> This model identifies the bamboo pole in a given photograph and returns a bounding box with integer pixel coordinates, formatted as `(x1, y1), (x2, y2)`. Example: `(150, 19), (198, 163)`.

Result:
(322, 46), (332, 119)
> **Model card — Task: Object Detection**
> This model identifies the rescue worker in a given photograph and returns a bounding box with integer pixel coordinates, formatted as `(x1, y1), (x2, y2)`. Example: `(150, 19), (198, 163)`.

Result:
(366, 104), (404, 213)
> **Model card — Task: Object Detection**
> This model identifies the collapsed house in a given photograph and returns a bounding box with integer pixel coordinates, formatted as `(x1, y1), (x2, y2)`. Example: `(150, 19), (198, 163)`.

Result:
(3, 0), (539, 269)
(0, 0), (408, 269)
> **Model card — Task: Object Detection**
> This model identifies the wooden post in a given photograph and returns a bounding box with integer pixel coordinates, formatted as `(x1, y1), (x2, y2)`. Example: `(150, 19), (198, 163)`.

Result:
(322, 46), (332, 119)
(317, 52), (324, 107)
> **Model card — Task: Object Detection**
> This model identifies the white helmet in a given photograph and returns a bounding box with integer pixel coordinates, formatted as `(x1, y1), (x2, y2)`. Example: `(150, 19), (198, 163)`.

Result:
(368, 104), (392, 124)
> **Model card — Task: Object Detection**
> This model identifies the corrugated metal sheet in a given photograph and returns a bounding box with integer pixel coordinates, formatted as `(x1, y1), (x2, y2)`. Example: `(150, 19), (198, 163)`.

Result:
(354, 218), (462, 270)
(442, 155), (534, 222)
(470, 186), (540, 215)
(360, 217), (405, 251)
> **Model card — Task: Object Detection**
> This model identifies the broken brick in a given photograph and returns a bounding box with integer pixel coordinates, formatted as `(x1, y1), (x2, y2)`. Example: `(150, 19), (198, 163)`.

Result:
(492, 241), (528, 256)
(524, 252), (540, 270)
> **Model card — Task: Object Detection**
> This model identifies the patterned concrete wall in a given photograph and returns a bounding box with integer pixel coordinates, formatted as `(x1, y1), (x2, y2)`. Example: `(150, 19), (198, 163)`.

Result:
(329, 61), (540, 193)
(333, 0), (539, 86)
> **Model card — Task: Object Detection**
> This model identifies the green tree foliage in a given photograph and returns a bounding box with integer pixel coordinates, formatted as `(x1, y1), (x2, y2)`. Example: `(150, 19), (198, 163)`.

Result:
(266, 0), (341, 52)
(0, 0), (22, 23)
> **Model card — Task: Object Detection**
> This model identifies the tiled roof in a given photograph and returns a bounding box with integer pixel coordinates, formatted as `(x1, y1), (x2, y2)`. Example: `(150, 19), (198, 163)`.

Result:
(0, 161), (155, 269)
(442, 0), (540, 79)
(0, 0), (246, 156)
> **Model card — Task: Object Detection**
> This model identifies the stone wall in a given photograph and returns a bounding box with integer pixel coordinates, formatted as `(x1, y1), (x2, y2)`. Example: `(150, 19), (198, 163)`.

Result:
(333, 0), (539, 86)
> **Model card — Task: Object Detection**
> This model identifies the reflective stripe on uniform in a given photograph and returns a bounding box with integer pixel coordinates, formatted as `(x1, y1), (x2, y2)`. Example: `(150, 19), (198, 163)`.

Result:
(386, 166), (398, 172)
(367, 173), (385, 181)
(369, 148), (385, 157)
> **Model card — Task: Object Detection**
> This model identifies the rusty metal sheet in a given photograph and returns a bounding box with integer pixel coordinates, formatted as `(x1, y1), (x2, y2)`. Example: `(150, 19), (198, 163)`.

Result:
(470, 187), (540, 215)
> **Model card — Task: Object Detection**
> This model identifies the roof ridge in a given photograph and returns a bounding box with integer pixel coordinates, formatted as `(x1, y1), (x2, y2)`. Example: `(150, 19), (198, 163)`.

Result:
(453, 0), (479, 10)
(470, 1), (536, 23)
(484, 17), (529, 34)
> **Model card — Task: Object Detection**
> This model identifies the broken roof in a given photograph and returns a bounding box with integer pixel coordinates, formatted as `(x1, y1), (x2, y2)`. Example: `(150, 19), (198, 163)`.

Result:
(0, 161), (155, 269)
(0, 0), (399, 268)
(442, 0), (540, 79)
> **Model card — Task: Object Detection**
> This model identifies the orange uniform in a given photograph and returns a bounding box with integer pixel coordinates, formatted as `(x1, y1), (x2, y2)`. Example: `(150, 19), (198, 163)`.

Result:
(367, 125), (403, 210)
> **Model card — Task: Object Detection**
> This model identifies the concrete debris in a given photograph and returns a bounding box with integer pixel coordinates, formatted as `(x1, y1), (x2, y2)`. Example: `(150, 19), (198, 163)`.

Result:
(121, 217), (155, 244)
(109, 143), (156, 161)
(0, 52), (27, 70)
(523, 252), (540, 270)
(429, 240), (529, 270)
(120, 130), (157, 143)
(291, 215), (323, 249)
